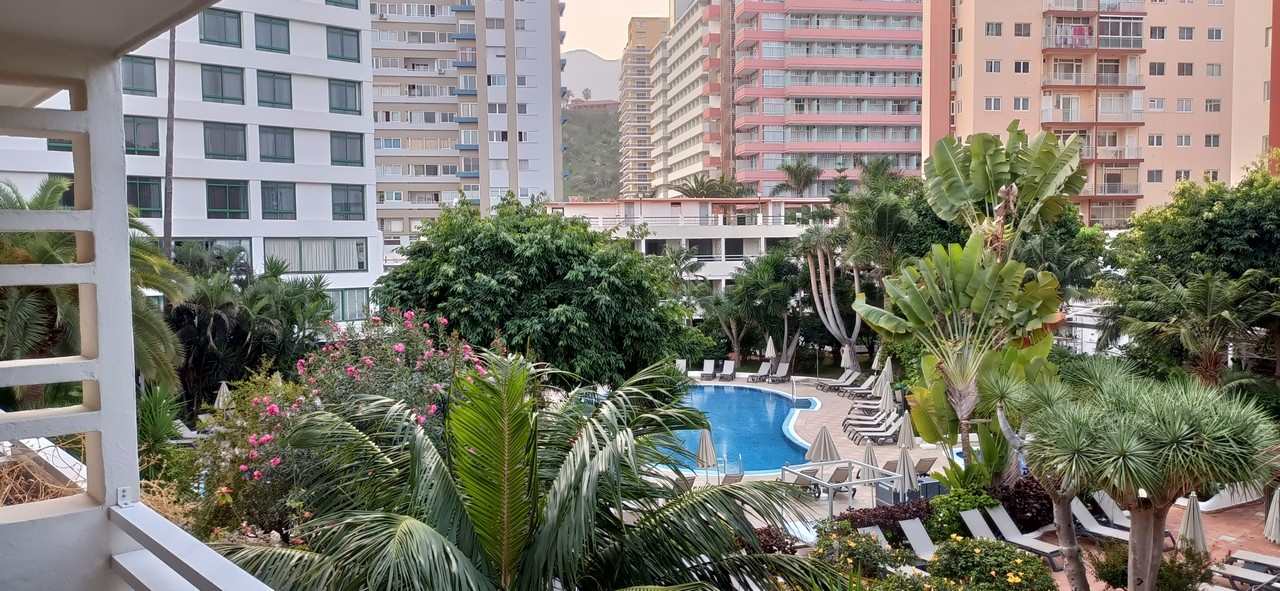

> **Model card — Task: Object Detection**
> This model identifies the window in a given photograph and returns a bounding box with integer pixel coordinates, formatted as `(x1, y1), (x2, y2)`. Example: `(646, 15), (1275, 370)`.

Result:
(264, 238), (367, 273)
(488, 102), (508, 114)
(1207, 64), (1222, 77)
(1208, 28), (1222, 41)
(1205, 169), (1220, 181)
(327, 27), (361, 62)
(332, 185), (365, 220)
(206, 180), (249, 219)
(259, 126), (294, 163)
(121, 56), (156, 96)
(460, 129), (479, 145)
(1148, 98), (1165, 111)
(985, 60), (1001, 73)
(47, 138), (72, 152)
(254, 16), (290, 53)
(1177, 62), (1193, 76)
(124, 115), (159, 155)
(517, 103), (530, 115)
(261, 182), (296, 220)
(985, 22), (1002, 36)
(1205, 134), (1221, 148)
(204, 122), (247, 160)
(1149, 62), (1165, 76)
(514, 19), (526, 30)
(257, 71), (292, 108)
(1205, 99), (1221, 112)
(485, 17), (505, 29)
(488, 74), (507, 86)
(1148, 134), (1164, 147)
(1013, 97), (1030, 111)
(516, 75), (529, 87)
(1178, 26), (1193, 40)
(127, 176), (162, 218)
(1175, 170), (1191, 181)
(984, 97), (1001, 111)
(1014, 23), (1031, 37)
(326, 289), (369, 322)
(201, 64), (244, 104)
(1268, 81), (1272, 101)
(329, 79), (361, 114)
(488, 130), (508, 142)
(1177, 98), (1192, 112)
(199, 9), (241, 47)
(1176, 134), (1192, 147)
(330, 132), (363, 166)
(1150, 26), (1165, 40)
(1014, 61), (1030, 74)
(1147, 170), (1163, 183)
(327, 0), (358, 8)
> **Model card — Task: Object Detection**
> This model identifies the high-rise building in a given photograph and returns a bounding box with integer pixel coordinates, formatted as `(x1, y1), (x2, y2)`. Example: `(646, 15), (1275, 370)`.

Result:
(1230, 1), (1278, 181)
(733, 0), (925, 197)
(370, 0), (565, 267)
(620, 17), (670, 199)
(0, 0), (383, 321)
(650, 0), (731, 198)
(925, 0), (1236, 228)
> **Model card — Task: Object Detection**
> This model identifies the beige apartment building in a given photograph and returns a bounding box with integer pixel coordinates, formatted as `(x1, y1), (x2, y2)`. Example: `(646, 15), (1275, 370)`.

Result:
(925, 0), (1247, 229)
(1230, 1), (1279, 180)
(620, 17), (670, 198)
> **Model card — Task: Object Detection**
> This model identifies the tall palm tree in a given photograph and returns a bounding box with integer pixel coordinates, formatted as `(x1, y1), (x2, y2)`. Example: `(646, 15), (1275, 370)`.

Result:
(670, 173), (723, 199)
(162, 27), (177, 259)
(770, 156), (823, 198)
(735, 251), (805, 367)
(221, 356), (838, 590)
(793, 223), (861, 370)
(0, 178), (191, 404)
(1105, 270), (1266, 385)
(855, 155), (904, 198)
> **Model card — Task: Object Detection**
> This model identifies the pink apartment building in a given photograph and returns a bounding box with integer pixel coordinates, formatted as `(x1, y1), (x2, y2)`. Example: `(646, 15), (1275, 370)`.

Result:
(732, 0), (925, 197)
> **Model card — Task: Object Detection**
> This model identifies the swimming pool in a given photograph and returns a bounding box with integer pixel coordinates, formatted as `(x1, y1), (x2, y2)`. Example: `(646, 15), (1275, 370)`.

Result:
(676, 384), (818, 473)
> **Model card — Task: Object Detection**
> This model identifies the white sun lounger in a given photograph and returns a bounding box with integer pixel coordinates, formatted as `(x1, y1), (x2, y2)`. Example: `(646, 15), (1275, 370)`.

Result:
(898, 518), (936, 561)
(858, 526), (929, 577)
(1093, 491), (1131, 529)
(961, 509), (1063, 572)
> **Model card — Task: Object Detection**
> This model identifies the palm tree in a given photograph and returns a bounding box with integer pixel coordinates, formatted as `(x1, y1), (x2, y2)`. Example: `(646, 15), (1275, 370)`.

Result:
(220, 355), (838, 590)
(855, 155), (904, 198)
(736, 251), (805, 368)
(703, 288), (752, 362)
(0, 177), (191, 405)
(793, 223), (861, 371)
(670, 173), (724, 199)
(1105, 271), (1266, 385)
(770, 156), (823, 198)
(162, 27), (177, 259)
(1014, 358), (1277, 591)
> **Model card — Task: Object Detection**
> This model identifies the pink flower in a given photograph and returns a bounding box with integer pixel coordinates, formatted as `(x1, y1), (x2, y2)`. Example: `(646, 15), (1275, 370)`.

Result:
(476, 365), (488, 377)
(310, 389), (320, 396)
(438, 317), (448, 325)
(269, 457), (282, 467)
(424, 350), (435, 359)
(428, 404), (438, 415)
(362, 357), (374, 367)
(432, 383), (442, 391)
(393, 343), (406, 353)
(248, 434), (258, 447)
(253, 471), (263, 480)
(395, 357), (403, 365)
(266, 404), (280, 416)
(422, 321), (431, 328)
(415, 361), (423, 369)
(259, 434), (275, 445)
(291, 403), (300, 411)
(370, 316), (381, 323)
(415, 415), (426, 425)
(307, 377), (316, 385)
(404, 320), (414, 330)
(466, 376), (474, 383)
(403, 310), (416, 320)
(249, 450), (259, 461)
(263, 397), (270, 405)
(251, 397), (260, 407)
(239, 464), (249, 472)
(296, 359), (306, 375)
(346, 366), (356, 376)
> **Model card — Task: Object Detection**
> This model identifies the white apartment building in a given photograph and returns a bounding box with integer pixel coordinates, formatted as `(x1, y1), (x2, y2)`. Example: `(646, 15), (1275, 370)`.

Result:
(0, 0), (383, 321)
(370, 0), (565, 267)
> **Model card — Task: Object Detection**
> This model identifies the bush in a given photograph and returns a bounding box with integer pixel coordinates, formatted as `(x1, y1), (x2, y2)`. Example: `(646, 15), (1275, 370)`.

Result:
(741, 526), (799, 555)
(834, 499), (932, 545)
(988, 476), (1055, 532)
(929, 535), (1057, 591)
(874, 574), (962, 591)
(1088, 541), (1216, 591)
(811, 521), (894, 577)
(928, 488), (1000, 540)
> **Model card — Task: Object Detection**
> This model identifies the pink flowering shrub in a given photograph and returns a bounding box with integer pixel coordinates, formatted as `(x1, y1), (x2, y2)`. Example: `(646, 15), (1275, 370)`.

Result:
(191, 372), (320, 541)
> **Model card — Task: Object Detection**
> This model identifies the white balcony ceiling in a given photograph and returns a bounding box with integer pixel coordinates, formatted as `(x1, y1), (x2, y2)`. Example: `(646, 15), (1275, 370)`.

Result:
(0, 0), (215, 108)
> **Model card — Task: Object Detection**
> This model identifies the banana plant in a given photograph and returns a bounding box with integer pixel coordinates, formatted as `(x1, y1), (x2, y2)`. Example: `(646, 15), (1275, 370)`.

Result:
(853, 233), (1064, 460)
(923, 121), (1087, 263)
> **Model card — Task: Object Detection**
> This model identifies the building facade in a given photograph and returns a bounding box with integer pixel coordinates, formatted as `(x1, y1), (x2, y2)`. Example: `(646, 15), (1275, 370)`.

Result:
(370, 0), (565, 268)
(650, 0), (731, 198)
(733, 0), (925, 197)
(925, 0), (1238, 228)
(620, 16), (670, 198)
(1230, 0), (1278, 181)
(0, 0), (384, 321)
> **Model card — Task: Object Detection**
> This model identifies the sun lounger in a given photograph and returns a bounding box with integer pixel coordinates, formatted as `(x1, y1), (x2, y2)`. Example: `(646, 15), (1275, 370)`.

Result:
(851, 416), (902, 445)
(837, 374), (878, 398)
(859, 526), (930, 577)
(962, 509), (1063, 572)
(746, 361), (772, 382)
(717, 360), (736, 381)
(785, 520), (818, 547)
(675, 475), (696, 493)
(1230, 550), (1280, 574)
(675, 359), (687, 374)
(1213, 564), (1280, 590)
(719, 473), (743, 485)
(914, 457), (937, 476)
(1071, 499), (1176, 550)
(898, 518), (937, 561)
(985, 506), (1065, 569)
(781, 467), (821, 496)
(764, 362), (791, 383)
(699, 360), (717, 380)
(843, 410), (892, 433)
(1093, 491), (1131, 529)
(1200, 584), (1238, 591)
(816, 370), (860, 392)
(823, 466), (856, 497)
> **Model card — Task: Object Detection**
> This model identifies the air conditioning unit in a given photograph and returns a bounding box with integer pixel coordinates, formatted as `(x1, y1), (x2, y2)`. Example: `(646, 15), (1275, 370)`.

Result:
(378, 13), (387, 20)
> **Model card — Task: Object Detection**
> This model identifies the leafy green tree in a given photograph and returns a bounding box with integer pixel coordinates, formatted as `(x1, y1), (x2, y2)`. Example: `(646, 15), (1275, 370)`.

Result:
(897, 178), (969, 260)
(0, 177), (191, 406)
(563, 109), (621, 199)
(1013, 206), (1104, 302)
(853, 233), (1064, 459)
(770, 155), (823, 198)
(374, 199), (701, 387)
(734, 250), (807, 368)
(221, 355), (838, 590)
(702, 287), (752, 363)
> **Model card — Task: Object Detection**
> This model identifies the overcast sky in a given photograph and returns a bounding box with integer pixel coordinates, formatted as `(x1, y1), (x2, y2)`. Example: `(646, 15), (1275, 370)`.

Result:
(561, 0), (668, 60)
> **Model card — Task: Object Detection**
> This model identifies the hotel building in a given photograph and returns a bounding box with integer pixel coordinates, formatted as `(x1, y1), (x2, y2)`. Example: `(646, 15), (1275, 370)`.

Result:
(732, 0), (925, 196)
(924, 0), (1237, 228)
(620, 16), (670, 198)
(0, 0), (384, 321)
(370, 0), (565, 267)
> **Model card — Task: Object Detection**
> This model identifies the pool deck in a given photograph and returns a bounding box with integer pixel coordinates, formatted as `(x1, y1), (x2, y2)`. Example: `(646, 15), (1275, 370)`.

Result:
(697, 374), (1280, 590)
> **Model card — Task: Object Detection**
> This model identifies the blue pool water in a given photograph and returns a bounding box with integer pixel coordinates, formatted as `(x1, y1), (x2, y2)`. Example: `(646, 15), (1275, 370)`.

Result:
(676, 384), (817, 473)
